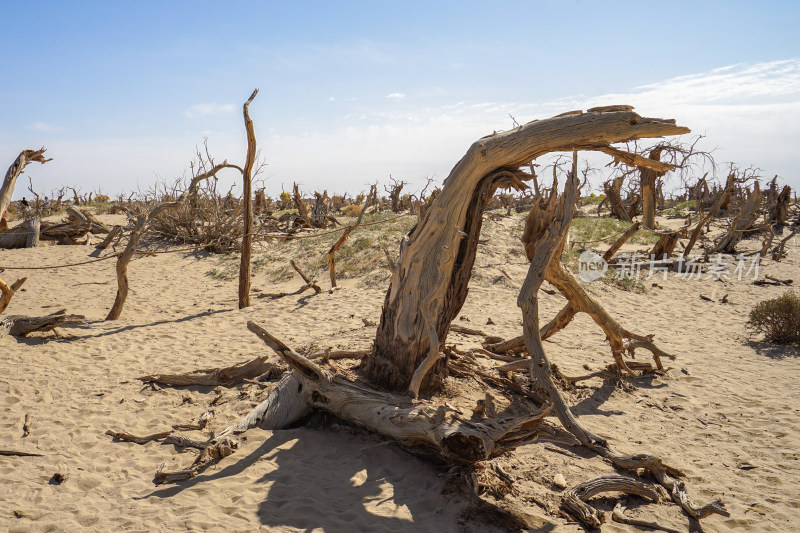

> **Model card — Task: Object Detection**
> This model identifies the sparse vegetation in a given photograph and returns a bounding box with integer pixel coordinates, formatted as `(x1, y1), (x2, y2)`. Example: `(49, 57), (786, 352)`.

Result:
(570, 216), (658, 245)
(747, 291), (800, 345)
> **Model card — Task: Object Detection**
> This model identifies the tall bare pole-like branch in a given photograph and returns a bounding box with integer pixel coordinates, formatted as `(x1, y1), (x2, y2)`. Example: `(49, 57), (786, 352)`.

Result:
(238, 88), (259, 309)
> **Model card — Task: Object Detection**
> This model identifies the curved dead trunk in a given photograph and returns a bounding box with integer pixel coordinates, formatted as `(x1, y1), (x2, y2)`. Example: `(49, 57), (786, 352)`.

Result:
(362, 108), (689, 395)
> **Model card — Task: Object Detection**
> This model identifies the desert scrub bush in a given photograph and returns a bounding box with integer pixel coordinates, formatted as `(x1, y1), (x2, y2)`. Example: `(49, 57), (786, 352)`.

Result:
(579, 194), (605, 206)
(569, 217), (658, 246)
(747, 291), (800, 344)
(206, 211), (417, 283)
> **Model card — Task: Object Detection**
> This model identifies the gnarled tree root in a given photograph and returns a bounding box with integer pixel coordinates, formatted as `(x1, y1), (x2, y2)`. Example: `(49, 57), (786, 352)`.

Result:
(561, 475), (666, 528)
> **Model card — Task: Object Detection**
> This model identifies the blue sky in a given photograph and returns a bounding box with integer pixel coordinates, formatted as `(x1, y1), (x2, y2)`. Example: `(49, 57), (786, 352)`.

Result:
(1, 1), (798, 198)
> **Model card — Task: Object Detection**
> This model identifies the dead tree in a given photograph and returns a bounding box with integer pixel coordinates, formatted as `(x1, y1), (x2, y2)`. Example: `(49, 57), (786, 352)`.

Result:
(239, 88), (258, 309)
(640, 147), (665, 229)
(769, 184), (791, 227)
(707, 181), (763, 255)
(683, 174), (736, 257)
(112, 106), (726, 529)
(385, 177), (406, 213)
(106, 161), (234, 320)
(0, 149), (51, 224)
(603, 176), (632, 221)
(361, 107), (688, 396)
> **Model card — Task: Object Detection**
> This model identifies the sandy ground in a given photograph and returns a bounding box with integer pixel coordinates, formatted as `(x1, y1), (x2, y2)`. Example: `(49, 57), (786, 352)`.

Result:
(0, 211), (798, 532)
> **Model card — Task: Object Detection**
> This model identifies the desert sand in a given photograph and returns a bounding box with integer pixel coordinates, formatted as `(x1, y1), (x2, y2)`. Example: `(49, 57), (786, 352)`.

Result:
(1, 210), (798, 532)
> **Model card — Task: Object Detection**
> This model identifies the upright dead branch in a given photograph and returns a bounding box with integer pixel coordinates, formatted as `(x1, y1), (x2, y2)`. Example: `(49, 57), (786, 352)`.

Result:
(239, 88), (259, 309)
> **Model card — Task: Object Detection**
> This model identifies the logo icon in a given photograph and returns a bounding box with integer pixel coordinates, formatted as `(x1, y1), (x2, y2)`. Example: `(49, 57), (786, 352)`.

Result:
(577, 251), (607, 282)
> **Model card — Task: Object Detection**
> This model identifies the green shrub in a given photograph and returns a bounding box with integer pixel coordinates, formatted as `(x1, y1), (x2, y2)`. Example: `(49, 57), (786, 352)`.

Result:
(747, 291), (800, 344)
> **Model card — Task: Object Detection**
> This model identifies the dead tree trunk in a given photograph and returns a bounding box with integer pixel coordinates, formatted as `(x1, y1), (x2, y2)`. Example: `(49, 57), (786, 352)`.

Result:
(24, 217), (40, 248)
(770, 184), (791, 227)
(238, 89), (258, 310)
(1, 149), (51, 223)
(603, 177), (631, 221)
(640, 147), (664, 230)
(361, 107), (688, 395)
(708, 182), (763, 255)
(682, 174), (736, 257)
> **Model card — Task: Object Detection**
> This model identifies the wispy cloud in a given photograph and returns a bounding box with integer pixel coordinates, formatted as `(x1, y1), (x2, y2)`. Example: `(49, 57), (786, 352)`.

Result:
(28, 122), (63, 132)
(386, 93), (406, 99)
(266, 59), (800, 192)
(183, 103), (236, 118)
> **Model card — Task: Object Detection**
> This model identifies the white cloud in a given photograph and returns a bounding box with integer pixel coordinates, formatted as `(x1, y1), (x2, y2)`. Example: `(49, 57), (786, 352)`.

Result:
(264, 59), (800, 194)
(28, 122), (63, 132)
(328, 96), (336, 101)
(386, 93), (406, 99)
(183, 103), (236, 118)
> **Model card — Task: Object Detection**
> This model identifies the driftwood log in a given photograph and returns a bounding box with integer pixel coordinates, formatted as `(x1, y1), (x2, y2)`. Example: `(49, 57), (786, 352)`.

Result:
(0, 309), (84, 339)
(138, 355), (284, 387)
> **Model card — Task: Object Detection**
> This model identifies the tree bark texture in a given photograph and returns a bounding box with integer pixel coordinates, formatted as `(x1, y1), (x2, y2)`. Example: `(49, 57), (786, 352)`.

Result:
(362, 108), (688, 395)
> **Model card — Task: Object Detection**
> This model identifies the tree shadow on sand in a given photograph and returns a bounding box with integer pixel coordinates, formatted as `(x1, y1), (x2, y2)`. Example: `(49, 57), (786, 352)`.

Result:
(142, 425), (524, 533)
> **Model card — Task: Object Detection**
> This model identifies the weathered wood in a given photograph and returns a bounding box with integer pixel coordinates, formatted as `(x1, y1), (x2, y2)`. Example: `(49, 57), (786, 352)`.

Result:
(612, 501), (684, 533)
(363, 108), (688, 394)
(562, 475), (665, 528)
(640, 147), (665, 230)
(96, 225), (121, 250)
(24, 217), (40, 248)
(518, 183), (727, 525)
(290, 259), (322, 293)
(603, 221), (640, 262)
(0, 449), (43, 457)
(106, 430), (172, 445)
(0, 148), (51, 221)
(138, 356), (284, 387)
(0, 310), (84, 338)
(239, 88), (259, 310)
(708, 182), (763, 255)
(683, 174), (735, 257)
(0, 277), (26, 315)
(604, 176), (631, 221)
(152, 321), (550, 483)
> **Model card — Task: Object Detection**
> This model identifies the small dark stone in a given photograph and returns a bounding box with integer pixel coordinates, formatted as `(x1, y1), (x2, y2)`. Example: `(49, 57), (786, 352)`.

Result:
(49, 473), (66, 485)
